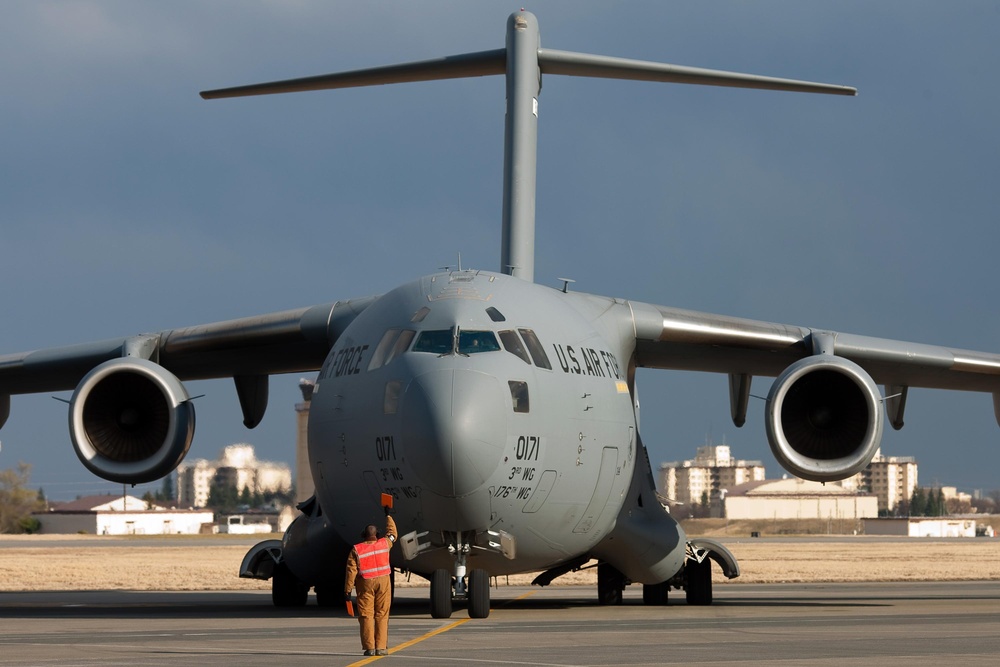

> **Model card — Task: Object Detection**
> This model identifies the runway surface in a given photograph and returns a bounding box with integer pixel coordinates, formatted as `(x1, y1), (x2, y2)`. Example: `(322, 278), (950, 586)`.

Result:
(2, 582), (999, 666)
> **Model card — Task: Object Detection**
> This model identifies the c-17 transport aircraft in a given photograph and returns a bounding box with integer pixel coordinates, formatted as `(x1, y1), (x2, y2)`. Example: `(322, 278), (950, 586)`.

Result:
(2, 11), (999, 618)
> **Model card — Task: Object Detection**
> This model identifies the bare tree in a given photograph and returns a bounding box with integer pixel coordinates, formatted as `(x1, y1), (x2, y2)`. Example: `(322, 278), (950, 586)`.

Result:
(0, 462), (46, 533)
(988, 489), (1000, 508)
(971, 495), (996, 514)
(945, 497), (972, 515)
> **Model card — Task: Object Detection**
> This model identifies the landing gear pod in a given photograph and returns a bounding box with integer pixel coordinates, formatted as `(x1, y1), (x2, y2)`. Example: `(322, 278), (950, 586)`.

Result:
(69, 358), (195, 484)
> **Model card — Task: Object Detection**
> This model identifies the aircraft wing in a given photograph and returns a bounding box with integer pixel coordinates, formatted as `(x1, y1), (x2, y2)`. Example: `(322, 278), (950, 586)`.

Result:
(630, 301), (1000, 395)
(0, 297), (377, 396)
(626, 300), (1000, 481)
(0, 296), (376, 483)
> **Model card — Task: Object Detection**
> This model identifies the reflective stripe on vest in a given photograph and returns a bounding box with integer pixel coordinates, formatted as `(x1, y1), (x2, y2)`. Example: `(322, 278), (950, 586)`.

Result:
(354, 538), (391, 579)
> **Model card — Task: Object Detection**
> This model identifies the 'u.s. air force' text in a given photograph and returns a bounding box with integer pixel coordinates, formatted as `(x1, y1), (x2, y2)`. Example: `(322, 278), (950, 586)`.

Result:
(552, 344), (621, 379)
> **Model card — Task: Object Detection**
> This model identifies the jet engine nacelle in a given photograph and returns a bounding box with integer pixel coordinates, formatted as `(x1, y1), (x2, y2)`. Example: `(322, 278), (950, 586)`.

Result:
(765, 355), (883, 483)
(69, 358), (195, 484)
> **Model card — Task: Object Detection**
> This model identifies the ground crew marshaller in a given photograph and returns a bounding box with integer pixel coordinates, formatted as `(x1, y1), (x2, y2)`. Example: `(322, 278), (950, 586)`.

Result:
(345, 511), (397, 656)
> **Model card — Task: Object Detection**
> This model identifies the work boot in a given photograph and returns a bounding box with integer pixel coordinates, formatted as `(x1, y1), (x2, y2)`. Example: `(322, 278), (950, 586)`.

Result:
(376, 648), (388, 656)
(364, 649), (375, 656)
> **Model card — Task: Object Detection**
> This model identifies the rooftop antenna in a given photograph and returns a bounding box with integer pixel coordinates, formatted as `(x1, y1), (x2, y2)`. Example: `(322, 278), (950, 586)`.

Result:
(201, 11), (855, 284)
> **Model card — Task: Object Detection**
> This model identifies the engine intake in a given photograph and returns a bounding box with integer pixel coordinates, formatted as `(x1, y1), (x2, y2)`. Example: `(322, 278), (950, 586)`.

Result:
(765, 355), (883, 482)
(69, 358), (195, 484)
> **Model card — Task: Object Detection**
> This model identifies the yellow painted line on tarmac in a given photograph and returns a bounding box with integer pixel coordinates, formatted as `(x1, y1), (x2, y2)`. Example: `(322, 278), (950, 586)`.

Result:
(393, 617), (472, 652)
(346, 590), (538, 665)
(499, 589), (537, 607)
(346, 618), (469, 665)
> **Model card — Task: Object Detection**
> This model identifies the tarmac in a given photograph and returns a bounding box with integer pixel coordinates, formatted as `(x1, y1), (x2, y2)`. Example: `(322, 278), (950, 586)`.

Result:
(1, 581), (999, 666)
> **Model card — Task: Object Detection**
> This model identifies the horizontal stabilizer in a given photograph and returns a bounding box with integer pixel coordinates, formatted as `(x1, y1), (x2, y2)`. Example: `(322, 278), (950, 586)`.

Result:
(537, 48), (856, 96)
(201, 46), (856, 102)
(200, 49), (505, 99)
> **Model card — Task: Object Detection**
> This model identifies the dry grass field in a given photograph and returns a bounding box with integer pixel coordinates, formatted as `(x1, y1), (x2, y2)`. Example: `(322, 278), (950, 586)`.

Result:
(1, 531), (998, 591)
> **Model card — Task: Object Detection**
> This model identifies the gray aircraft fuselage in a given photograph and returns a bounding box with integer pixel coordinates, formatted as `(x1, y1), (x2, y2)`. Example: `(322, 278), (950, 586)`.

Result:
(309, 269), (671, 577)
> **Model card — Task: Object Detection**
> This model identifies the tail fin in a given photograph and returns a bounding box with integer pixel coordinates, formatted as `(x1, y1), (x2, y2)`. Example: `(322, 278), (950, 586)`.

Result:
(201, 11), (855, 284)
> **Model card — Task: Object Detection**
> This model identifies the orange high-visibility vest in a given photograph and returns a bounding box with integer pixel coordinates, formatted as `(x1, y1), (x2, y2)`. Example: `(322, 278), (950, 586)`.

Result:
(354, 539), (392, 579)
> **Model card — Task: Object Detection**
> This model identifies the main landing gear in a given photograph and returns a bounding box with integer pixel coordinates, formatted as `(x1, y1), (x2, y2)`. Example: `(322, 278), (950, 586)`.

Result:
(594, 539), (739, 607)
(596, 559), (711, 607)
(684, 555), (712, 606)
(272, 561), (309, 607)
(596, 562), (674, 606)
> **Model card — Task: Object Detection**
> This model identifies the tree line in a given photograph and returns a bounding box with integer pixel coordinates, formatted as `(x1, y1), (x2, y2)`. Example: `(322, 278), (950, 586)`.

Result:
(203, 479), (294, 514)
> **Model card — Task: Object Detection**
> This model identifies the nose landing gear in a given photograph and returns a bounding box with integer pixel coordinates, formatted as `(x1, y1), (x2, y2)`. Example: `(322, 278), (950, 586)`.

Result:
(401, 528), (515, 619)
(429, 539), (492, 619)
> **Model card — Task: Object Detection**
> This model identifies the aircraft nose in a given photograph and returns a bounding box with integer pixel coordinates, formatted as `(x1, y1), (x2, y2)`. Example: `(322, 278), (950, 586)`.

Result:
(402, 369), (507, 497)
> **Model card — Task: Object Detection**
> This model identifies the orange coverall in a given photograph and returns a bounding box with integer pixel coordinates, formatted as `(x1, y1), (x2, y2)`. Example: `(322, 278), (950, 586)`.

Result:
(344, 515), (397, 652)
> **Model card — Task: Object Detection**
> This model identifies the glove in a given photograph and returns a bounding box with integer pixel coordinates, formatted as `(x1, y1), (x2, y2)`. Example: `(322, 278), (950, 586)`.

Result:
(344, 592), (352, 602)
(383, 504), (391, 516)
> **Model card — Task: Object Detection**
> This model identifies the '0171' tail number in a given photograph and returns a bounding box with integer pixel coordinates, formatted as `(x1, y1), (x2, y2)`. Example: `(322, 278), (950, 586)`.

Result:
(515, 435), (540, 461)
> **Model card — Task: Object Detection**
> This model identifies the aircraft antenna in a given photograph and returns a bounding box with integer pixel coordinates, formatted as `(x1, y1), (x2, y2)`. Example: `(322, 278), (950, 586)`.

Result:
(201, 12), (855, 284)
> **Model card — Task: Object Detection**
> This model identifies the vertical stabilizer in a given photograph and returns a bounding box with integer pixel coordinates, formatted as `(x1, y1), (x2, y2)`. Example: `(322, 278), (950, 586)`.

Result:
(201, 12), (855, 284)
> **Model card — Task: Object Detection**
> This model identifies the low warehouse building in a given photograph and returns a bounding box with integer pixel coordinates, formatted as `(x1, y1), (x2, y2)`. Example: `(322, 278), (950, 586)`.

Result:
(864, 517), (977, 538)
(34, 494), (214, 535)
(724, 478), (878, 520)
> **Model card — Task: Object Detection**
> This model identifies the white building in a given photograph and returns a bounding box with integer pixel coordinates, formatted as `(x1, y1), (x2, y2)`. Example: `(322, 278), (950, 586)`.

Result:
(176, 443), (292, 508)
(215, 514), (276, 534)
(843, 450), (918, 513)
(659, 445), (766, 508)
(33, 494), (214, 535)
(864, 517), (977, 538)
(724, 478), (879, 520)
(176, 458), (217, 508)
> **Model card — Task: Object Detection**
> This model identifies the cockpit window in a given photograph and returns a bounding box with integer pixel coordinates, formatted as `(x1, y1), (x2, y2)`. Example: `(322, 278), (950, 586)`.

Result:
(518, 328), (552, 370)
(384, 380), (402, 415)
(412, 328), (501, 355)
(413, 329), (453, 354)
(508, 380), (529, 413)
(385, 329), (415, 365)
(369, 328), (416, 370)
(368, 329), (401, 371)
(458, 330), (501, 354)
(411, 306), (431, 323)
(499, 330), (531, 365)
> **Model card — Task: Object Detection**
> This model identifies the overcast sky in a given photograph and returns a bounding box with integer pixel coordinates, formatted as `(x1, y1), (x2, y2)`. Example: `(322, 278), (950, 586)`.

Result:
(2, 1), (999, 500)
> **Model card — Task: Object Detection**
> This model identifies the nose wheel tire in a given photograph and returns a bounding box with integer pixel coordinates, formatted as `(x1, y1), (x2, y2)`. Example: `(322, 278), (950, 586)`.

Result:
(430, 568), (453, 619)
(467, 568), (490, 618)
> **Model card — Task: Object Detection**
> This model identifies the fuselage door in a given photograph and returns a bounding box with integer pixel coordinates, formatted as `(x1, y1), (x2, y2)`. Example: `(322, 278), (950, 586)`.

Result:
(573, 446), (619, 533)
